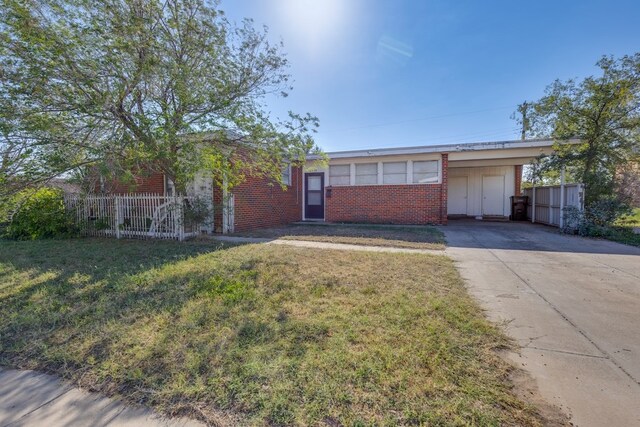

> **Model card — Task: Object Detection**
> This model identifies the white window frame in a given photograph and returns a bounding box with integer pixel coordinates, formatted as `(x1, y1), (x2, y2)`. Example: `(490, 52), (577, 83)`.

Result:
(355, 163), (378, 185)
(412, 160), (439, 184)
(281, 164), (292, 186)
(382, 161), (407, 184)
(329, 164), (351, 186)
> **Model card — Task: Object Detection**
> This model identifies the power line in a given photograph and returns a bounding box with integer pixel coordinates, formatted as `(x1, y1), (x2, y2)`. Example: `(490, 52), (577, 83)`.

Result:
(321, 105), (516, 134)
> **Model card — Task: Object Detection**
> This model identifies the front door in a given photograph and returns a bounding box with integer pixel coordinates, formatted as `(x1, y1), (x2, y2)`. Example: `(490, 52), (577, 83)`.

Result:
(482, 175), (505, 216)
(305, 173), (324, 220)
(448, 176), (468, 215)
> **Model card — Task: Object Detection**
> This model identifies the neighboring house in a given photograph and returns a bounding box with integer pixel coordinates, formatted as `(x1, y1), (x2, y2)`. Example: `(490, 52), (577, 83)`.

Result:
(100, 138), (559, 233)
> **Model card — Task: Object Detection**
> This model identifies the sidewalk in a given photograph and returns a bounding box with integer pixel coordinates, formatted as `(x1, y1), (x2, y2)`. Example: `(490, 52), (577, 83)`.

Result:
(0, 368), (202, 427)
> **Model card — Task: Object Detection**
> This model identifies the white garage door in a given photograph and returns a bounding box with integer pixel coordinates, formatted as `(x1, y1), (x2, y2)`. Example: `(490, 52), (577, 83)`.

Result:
(482, 175), (505, 216)
(448, 176), (468, 215)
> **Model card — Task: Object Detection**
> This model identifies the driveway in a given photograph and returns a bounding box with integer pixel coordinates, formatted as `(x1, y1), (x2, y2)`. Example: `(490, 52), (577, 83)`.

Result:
(442, 220), (640, 427)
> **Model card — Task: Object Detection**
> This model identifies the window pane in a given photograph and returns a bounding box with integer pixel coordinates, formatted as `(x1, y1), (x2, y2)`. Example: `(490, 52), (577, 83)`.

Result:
(413, 160), (438, 173)
(384, 173), (407, 184)
(329, 165), (350, 176)
(413, 160), (438, 183)
(329, 175), (350, 186)
(355, 163), (377, 185)
(383, 162), (406, 174)
(356, 163), (377, 175)
(307, 176), (321, 191)
(281, 165), (291, 185)
(413, 173), (438, 183)
(383, 162), (406, 184)
(329, 164), (350, 186)
(307, 192), (321, 205)
(356, 174), (377, 185)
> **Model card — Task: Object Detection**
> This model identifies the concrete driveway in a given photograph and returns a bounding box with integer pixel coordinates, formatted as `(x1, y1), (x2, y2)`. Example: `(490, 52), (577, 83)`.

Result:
(442, 220), (640, 427)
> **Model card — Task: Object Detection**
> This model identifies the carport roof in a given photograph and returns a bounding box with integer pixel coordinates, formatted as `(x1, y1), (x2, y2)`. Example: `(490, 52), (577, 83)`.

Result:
(311, 138), (578, 160)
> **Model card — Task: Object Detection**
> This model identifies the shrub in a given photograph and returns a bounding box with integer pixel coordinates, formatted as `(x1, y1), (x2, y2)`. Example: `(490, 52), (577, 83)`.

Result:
(5, 187), (74, 240)
(562, 197), (632, 237)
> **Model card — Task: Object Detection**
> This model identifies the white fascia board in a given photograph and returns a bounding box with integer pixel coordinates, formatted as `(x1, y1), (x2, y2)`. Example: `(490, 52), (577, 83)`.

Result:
(308, 138), (578, 161)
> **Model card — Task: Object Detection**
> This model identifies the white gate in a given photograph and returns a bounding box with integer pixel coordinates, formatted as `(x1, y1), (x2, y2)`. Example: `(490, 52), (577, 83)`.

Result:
(64, 194), (210, 241)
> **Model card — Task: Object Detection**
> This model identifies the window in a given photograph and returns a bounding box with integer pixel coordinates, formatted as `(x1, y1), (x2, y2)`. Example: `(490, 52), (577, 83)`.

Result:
(329, 165), (350, 186)
(355, 163), (377, 185)
(413, 160), (439, 183)
(164, 175), (175, 196)
(281, 164), (291, 186)
(383, 162), (407, 184)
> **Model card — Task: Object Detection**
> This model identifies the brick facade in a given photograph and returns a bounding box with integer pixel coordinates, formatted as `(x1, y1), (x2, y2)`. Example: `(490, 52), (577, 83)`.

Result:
(514, 165), (523, 196)
(324, 154), (449, 225)
(225, 167), (303, 232)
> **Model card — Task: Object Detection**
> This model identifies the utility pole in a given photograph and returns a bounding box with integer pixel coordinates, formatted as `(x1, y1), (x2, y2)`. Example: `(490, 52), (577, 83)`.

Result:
(518, 101), (529, 141)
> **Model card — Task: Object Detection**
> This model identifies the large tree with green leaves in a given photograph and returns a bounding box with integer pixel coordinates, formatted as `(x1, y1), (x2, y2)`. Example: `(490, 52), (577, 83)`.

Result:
(518, 54), (640, 206)
(0, 0), (320, 193)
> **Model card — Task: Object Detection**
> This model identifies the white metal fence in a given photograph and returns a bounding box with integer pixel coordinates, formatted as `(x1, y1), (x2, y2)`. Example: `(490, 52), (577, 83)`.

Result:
(64, 194), (212, 241)
(523, 184), (585, 227)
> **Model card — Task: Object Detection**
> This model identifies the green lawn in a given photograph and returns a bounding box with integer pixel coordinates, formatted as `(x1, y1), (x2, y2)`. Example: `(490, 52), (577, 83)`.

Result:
(234, 223), (446, 250)
(605, 208), (640, 247)
(0, 238), (543, 425)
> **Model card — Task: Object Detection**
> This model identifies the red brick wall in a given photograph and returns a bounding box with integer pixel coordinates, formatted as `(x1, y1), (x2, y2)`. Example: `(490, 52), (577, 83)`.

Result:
(325, 154), (449, 225)
(514, 165), (523, 196)
(229, 167), (303, 232)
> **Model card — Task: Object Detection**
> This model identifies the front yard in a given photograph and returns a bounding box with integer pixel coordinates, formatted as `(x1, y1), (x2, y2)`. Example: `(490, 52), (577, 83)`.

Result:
(233, 223), (446, 250)
(0, 238), (542, 425)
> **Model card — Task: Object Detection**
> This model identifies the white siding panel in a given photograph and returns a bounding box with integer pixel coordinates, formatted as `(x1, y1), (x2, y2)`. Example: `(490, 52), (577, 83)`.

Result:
(448, 166), (515, 217)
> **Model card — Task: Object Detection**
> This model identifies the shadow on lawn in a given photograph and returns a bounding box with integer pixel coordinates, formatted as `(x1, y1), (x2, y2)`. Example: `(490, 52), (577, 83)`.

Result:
(0, 238), (324, 424)
(0, 237), (546, 426)
(0, 238), (236, 377)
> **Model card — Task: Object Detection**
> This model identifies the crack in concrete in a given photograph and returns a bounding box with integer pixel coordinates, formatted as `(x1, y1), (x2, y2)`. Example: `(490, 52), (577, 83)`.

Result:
(525, 346), (608, 359)
(467, 231), (640, 387)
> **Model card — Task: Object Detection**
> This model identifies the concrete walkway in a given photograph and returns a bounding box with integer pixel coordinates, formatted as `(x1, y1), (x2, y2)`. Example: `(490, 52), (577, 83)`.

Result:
(0, 368), (203, 427)
(442, 220), (640, 427)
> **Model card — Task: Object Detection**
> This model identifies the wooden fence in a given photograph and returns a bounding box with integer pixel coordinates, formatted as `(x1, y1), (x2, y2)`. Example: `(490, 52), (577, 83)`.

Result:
(523, 183), (584, 228)
(64, 194), (212, 241)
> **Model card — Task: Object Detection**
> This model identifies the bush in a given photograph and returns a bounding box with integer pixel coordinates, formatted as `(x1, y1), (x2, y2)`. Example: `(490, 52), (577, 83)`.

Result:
(4, 188), (74, 240)
(562, 197), (632, 237)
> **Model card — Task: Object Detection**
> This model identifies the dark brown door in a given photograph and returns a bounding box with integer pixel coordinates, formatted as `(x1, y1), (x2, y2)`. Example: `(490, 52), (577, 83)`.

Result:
(305, 173), (324, 220)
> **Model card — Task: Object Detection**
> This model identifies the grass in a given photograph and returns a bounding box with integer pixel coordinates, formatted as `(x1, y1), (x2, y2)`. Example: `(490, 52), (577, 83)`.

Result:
(234, 223), (446, 250)
(0, 238), (543, 426)
(602, 208), (640, 247)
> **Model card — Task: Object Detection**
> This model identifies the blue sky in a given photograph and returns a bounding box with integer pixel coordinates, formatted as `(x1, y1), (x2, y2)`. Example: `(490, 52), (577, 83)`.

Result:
(223, 0), (640, 152)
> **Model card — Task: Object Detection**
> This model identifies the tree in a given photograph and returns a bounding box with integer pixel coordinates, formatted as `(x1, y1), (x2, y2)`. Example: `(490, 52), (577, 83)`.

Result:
(517, 54), (640, 206)
(0, 0), (321, 194)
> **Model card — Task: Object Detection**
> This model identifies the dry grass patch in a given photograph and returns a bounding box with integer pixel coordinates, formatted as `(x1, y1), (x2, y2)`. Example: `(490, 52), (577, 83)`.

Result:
(235, 223), (445, 250)
(0, 238), (543, 425)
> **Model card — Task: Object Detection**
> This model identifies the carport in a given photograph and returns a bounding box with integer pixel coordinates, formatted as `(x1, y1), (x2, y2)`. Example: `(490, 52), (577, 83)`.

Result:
(446, 139), (574, 220)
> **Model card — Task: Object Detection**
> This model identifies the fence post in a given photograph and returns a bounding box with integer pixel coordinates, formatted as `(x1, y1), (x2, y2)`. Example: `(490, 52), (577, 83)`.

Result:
(114, 196), (121, 239)
(549, 186), (554, 225)
(173, 196), (185, 241)
(531, 186), (536, 223)
(559, 166), (566, 229)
